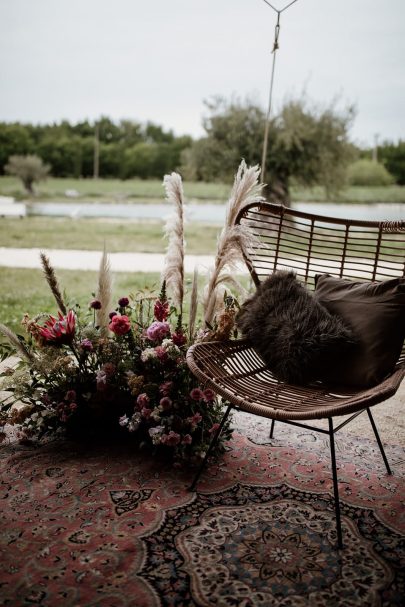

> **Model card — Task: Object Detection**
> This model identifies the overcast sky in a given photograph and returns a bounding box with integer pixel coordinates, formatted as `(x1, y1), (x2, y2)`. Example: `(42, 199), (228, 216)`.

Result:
(0, 0), (404, 146)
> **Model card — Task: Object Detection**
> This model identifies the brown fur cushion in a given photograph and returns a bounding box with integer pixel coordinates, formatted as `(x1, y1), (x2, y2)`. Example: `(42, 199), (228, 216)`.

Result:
(236, 271), (354, 385)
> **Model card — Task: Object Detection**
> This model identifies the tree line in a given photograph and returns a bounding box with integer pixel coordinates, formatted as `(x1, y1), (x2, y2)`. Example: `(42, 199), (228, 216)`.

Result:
(1, 98), (404, 201)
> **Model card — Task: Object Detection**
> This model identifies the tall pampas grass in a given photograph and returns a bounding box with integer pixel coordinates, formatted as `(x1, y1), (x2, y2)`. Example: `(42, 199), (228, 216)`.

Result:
(96, 248), (113, 336)
(203, 161), (264, 327)
(40, 252), (67, 315)
(162, 172), (185, 313)
(0, 324), (33, 363)
(188, 266), (199, 341)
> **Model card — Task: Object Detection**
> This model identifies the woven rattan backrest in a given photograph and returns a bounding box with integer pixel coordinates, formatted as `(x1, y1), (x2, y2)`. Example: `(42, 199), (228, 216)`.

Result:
(236, 202), (405, 288)
(236, 202), (405, 364)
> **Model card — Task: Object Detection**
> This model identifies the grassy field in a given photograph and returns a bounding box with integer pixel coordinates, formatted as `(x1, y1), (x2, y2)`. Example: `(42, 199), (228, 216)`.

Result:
(1, 176), (405, 204)
(0, 217), (220, 254)
(0, 176), (231, 203)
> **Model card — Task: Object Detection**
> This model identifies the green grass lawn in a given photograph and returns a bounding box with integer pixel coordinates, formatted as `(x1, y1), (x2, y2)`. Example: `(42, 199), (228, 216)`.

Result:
(1, 176), (405, 204)
(0, 176), (231, 203)
(0, 217), (220, 254)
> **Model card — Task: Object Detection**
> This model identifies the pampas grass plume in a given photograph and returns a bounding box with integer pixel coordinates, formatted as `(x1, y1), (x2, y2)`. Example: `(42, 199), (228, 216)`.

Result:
(162, 172), (185, 312)
(96, 248), (113, 336)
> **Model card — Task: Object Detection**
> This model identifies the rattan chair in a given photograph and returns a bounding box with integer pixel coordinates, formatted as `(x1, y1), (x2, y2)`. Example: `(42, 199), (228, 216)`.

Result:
(187, 202), (405, 549)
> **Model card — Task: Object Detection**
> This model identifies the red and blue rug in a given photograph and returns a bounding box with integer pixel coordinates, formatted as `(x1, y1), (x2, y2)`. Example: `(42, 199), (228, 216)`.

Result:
(0, 422), (404, 606)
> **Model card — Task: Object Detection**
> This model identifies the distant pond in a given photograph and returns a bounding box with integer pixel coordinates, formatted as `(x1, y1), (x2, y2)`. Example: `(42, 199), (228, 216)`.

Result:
(30, 202), (405, 223)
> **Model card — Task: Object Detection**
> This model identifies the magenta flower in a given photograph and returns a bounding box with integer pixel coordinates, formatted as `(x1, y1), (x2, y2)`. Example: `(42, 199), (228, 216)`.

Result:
(90, 299), (102, 310)
(190, 388), (204, 401)
(109, 311), (117, 320)
(203, 388), (216, 402)
(69, 402), (78, 411)
(159, 381), (173, 396)
(182, 434), (192, 445)
(65, 390), (76, 401)
(160, 431), (181, 447)
(39, 311), (76, 345)
(146, 321), (170, 342)
(80, 338), (93, 351)
(137, 393), (150, 409)
(209, 423), (220, 434)
(159, 397), (172, 411)
(109, 314), (131, 335)
(118, 297), (129, 307)
(141, 407), (152, 419)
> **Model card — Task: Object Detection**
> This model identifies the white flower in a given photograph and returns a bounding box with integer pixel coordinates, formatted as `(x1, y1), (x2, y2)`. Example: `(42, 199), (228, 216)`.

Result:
(141, 347), (157, 362)
(161, 339), (180, 358)
(119, 415), (129, 427)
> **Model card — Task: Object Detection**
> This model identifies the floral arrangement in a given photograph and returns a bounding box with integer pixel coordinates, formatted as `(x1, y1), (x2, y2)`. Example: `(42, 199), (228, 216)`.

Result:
(0, 161), (264, 460)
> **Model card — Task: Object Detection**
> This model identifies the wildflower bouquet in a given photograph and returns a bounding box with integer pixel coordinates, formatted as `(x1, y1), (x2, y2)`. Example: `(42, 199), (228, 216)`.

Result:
(0, 161), (264, 460)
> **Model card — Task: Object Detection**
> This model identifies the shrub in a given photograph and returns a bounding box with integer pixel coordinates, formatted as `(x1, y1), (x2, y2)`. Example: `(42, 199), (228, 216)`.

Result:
(5, 154), (50, 194)
(347, 159), (394, 187)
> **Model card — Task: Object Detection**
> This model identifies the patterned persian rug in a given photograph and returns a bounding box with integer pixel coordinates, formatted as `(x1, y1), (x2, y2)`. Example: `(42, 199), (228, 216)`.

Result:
(0, 420), (404, 607)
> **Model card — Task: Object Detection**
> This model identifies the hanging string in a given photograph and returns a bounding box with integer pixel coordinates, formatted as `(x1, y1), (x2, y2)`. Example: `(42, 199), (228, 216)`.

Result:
(260, 0), (299, 185)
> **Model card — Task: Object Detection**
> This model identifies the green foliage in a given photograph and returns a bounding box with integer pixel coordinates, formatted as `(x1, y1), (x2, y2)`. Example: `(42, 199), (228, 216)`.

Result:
(181, 96), (355, 202)
(347, 159), (394, 186)
(0, 118), (191, 180)
(5, 154), (50, 194)
(379, 140), (405, 185)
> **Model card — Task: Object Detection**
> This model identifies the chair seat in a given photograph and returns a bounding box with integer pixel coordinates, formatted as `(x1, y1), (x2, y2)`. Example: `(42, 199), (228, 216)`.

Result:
(186, 339), (405, 421)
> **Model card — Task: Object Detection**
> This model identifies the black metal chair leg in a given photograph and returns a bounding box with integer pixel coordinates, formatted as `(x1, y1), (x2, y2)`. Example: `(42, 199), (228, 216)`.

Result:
(328, 418), (343, 549)
(188, 404), (233, 491)
(366, 408), (392, 475)
(269, 419), (275, 439)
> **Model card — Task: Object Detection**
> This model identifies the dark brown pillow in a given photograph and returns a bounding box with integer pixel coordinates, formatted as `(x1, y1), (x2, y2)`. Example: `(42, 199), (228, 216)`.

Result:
(236, 271), (354, 385)
(315, 274), (405, 387)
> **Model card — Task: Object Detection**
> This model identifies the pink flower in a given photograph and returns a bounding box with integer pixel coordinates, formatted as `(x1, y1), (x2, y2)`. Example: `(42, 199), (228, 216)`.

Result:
(154, 299), (169, 322)
(190, 388), (204, 401)
(146, 321), (170, 342)
(189, 412), (202, 426)
(203, 388), (216, 402)
(69, 402), (78, 411)
(155, 346), (168, 361)
(109, 314), (131, 335)
(159, 381), (173, 396)
(159, 397), (172, 411)
(172, 331), (187, 346)
(137, 393), (150, 409)
(209, 423), (220, 434)
(39, 311), (76, 345)
(141, 407), (152, 419)
(160, 431), (181, 447)
(80, 338), (93, 351)
(182, 434), (192, 445)
(65, 390), (76, 401)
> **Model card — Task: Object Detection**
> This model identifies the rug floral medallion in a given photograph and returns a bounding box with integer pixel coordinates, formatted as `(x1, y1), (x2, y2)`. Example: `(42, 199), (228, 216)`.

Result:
(0, 422), (404, 606)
